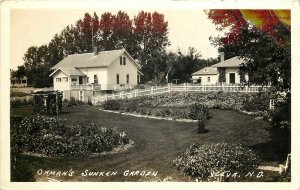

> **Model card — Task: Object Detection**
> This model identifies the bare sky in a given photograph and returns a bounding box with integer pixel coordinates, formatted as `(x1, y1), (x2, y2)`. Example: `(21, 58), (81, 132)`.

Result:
(10, 9), (221, 70)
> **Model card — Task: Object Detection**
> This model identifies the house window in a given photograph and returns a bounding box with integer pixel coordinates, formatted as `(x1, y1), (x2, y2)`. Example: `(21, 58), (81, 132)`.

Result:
(87, 77), (89, 83)
(71, 78), (77, 82)
(207, 77), (210, 82)
(123, 57), (126, 65)
(94, 75), (98, 84)
(56, 78), (61, 82)
(126, 74), (129, 84)
(63, 77), (68, 82)
(197, 77), (202, 84)
(116, 74), (120, 84)
(120, 56), (126, 65)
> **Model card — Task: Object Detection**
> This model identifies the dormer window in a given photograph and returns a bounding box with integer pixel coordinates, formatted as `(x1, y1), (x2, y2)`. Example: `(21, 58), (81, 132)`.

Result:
(120, 56), (126, 65)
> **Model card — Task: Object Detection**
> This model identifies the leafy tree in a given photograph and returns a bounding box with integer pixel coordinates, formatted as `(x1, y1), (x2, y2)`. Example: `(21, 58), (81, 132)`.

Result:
(97, 12), (115, 51)
(23, 45), (52, 87)
(166, 48), (210, 83)
(134, 11), (169, 65)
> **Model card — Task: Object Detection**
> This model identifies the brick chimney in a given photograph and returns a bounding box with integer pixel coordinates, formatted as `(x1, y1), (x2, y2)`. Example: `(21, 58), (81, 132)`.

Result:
(93, 47), (98, 55)
(220, 52), (224, 62)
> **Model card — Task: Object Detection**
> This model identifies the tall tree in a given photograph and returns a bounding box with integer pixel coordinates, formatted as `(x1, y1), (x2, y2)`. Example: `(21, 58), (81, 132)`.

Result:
(134, 11), (169, 65)
(23, 45), (52, 87)
(97, 12), (115, 50)
(112, 11), (135, 54)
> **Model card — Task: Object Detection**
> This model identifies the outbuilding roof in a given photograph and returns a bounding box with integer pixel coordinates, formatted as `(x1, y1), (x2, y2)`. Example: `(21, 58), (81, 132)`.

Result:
(51, 49), (139, 70)
(211, 56), (245, 68)
(192, 67), (218, 75)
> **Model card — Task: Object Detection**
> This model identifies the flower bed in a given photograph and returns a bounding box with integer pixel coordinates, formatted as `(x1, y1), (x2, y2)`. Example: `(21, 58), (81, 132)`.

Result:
(173, 143), (260, 181)
(11, 115), (130, 157)
(115, 91), (270, 114)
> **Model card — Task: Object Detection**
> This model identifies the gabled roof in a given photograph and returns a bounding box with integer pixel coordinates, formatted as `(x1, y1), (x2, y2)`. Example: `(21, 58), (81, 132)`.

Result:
(192, 67), (218, 75)
(51, 49), (139, 70)
(49, 67), (86, 77)
(211, 56), (245, 68)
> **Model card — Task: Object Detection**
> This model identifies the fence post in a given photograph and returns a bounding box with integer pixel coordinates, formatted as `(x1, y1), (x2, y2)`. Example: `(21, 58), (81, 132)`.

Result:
(135, 89), (137, 97)
(112, 93), (115, 99)
(151, 86), (154, 95)
(246, 86), (248, 93)
(184, 83), (187, 92)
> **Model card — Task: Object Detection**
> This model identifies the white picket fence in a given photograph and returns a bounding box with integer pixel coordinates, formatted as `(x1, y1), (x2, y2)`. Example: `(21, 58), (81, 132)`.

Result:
(92, 83), (270, 105)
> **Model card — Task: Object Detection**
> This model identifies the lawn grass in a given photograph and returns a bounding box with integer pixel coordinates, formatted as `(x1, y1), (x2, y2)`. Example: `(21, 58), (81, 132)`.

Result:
(10, 106), (290, 182)
(11, 105), (33, 117)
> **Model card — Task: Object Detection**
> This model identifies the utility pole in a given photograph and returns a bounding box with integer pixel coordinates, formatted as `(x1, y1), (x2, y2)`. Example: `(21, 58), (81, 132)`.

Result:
(165, 67), (172, 83)
(206, 47), (209, 67)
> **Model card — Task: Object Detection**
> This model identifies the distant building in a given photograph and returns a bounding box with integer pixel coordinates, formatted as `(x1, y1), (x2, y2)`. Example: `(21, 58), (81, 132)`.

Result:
(192, 52), (249, 84)
(11, 76), (28, 87)
(191, 67), (218, 84)
(50, 48), (142, 101)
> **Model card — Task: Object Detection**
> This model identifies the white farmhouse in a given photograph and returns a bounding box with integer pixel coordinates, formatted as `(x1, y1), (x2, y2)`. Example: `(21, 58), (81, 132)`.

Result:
(211, 53), (249, 84)
(50, 48), (142, 101)
(191, 67), (218, 84)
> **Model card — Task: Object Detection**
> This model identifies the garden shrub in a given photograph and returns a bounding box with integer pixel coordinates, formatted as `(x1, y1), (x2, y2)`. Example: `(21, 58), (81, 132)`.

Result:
(197, 119), (206, 134)
(188, 103), (209, 120)
(160, 108), (172, 117)
(11, 115), (130, 157)
(67, 97), (77, 107)
(102, 99), (121, 110)
(173, 143), (260, 181)
(270, 94), (291, 130)
(124, 100), (138, 112)
(242, 93), (270, 112)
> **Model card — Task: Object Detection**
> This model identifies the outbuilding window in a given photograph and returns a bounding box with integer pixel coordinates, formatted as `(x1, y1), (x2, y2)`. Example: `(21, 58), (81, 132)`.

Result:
(56, 78), (61, 82)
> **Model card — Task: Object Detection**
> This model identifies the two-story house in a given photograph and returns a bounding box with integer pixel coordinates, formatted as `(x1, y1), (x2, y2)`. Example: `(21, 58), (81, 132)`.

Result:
(50, 48), (142, 102)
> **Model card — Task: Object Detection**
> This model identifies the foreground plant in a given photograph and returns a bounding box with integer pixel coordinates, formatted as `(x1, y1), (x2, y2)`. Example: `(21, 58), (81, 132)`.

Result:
(173, 143), (260, 181)
(11, 115), (130, 157)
